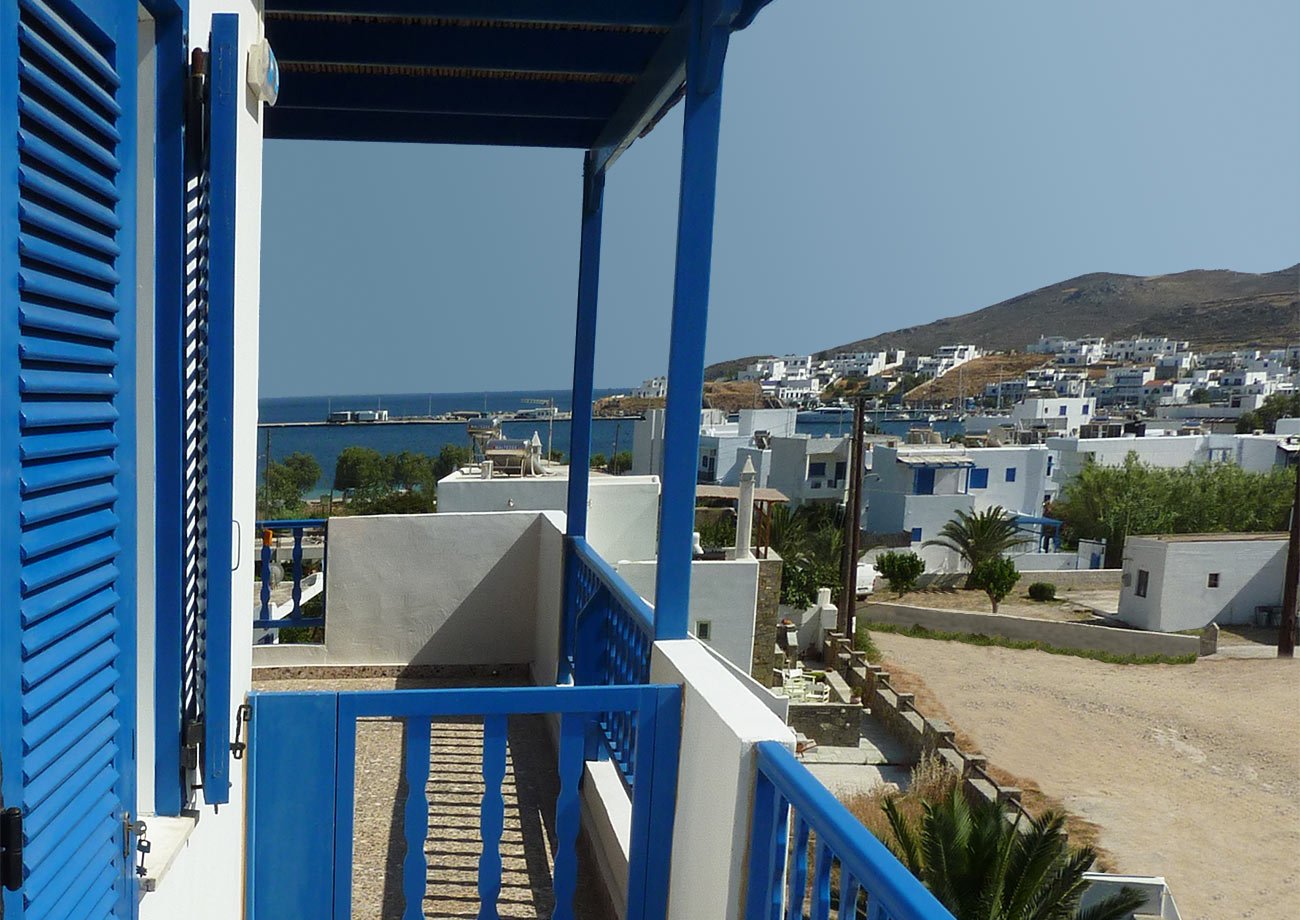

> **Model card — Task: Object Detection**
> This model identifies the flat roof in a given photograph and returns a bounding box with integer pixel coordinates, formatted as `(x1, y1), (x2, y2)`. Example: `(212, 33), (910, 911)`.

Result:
(895, 452), (974, 468)
(696, 484), (789, 504)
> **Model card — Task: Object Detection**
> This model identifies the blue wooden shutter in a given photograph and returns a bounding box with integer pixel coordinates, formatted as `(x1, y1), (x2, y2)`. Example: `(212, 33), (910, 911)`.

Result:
(200, 13), (238, 807)
(0, 0), (138, 915)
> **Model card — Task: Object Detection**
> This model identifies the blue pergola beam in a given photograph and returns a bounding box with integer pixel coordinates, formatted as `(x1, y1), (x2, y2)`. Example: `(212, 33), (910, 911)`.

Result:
(652, 0), (739, 639)
(265, 108), (601, 147)
(262, 0), (684, 28)
(274, 71), (626, 121)
(266, 16), (664, 76)
(588, 12), (689, 174)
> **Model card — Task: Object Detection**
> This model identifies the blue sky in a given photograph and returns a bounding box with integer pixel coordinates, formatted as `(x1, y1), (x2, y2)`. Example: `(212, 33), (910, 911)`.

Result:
(258, 0), (1300, 398)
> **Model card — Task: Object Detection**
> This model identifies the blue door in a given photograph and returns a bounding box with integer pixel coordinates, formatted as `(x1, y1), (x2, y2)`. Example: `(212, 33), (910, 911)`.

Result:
(914, 467), (935, 495)
(0, 0), (138, 915)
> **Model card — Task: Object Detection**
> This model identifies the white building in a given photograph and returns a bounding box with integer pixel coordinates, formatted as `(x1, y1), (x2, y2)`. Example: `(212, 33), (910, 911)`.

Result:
(1009, 395), (1094, 436)
(1118, 534), (1288, 631)
(1047, 431), (1298, 487)
(633, 407), (798, 485)
(766, 435), (854, 506)
(631, 375), (668, 398)
(863, 444), (1057, 571)
(1105, 337), (1188, 363)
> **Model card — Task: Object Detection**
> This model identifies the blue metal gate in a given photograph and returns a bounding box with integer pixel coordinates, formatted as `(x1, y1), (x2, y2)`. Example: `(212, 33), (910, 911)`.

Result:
(0, 0), (139, 915)
(246, 685), (681, 920)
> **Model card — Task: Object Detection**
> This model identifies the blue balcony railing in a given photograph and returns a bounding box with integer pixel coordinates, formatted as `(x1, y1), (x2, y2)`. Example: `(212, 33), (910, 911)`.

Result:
(748, 742), (955, 920)
(253, 519), (326, 631)
(566, 535), (655, 786)
(246, 684), (681, 920)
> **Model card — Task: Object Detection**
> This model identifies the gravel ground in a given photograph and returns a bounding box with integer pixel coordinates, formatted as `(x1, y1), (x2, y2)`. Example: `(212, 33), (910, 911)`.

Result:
(872, 634), (1299, 920)
(883, 586), (1118, 622)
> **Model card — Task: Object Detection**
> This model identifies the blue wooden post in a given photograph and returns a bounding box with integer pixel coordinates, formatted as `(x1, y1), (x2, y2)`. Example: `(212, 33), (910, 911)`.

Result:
(560, 154), (605, 681)
(653, 0), (735, 639)
(565, 153), (605, 538)
(291, 526), (304, 617)
(260, 533), (273, 620)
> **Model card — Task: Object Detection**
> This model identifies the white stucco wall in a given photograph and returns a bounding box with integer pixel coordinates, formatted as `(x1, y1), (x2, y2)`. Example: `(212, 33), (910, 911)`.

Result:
(1118, 536), (1288, 631)
(138, 3), (264, 918)
(298, 511), (564, 667)
(437, 470), (660, 562)
(615, 560), (760, 675)
(650, 641), (795, 920)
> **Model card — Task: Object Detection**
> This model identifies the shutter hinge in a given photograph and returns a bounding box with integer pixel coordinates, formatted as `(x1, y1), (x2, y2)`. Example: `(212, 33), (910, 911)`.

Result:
(185, 48), (209, 163)
(230, 703), (252, 760)
(182, 719), (204, 770)
(2, 807), (23, 892)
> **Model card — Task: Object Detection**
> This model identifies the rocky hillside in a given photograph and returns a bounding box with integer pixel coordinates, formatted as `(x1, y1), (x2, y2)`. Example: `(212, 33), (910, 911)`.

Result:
(705, 265), (1297, 379)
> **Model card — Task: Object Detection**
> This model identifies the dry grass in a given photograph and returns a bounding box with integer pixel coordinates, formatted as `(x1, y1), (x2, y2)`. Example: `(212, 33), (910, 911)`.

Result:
(874, 659), (1117, 869)
(841, 752), (958, 847)
(593, 380), (774, 416)
(903, 353), (1049, 404)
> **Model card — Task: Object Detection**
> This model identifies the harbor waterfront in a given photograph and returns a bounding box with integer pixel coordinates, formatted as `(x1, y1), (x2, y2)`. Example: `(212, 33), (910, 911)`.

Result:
(257, 389), (966, 496)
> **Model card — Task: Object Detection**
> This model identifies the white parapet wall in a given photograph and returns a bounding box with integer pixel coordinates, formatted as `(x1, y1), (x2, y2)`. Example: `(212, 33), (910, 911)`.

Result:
(615, 559), (760, 676)
(436, 469), (661, 563)
(652, 640), (796, 920)
(251, 510), (565, 669)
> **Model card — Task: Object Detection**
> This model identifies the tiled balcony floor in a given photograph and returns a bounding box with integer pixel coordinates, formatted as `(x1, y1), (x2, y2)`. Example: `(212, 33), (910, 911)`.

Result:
(252, 673), (611, 919)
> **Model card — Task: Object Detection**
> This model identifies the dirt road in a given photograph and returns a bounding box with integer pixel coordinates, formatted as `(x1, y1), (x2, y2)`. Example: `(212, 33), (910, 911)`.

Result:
(873, 633), (1299, 920)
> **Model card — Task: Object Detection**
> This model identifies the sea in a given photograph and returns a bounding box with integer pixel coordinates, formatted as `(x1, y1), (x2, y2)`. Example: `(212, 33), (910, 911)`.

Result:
(257, 389), (965, 496)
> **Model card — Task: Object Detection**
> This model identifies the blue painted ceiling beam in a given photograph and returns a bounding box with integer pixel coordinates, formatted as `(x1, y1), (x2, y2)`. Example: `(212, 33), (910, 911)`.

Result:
(589, 11), (688, 174)
(266, 16), (665, 76)
(265, 108), (600, 147)
(262, 0), (687, 28)
(273, 70), (625, 121)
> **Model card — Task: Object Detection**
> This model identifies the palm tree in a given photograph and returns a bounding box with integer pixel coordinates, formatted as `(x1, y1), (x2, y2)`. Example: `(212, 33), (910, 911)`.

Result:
(923, 506), (1031, 585)
(881, 788), (1147, 920)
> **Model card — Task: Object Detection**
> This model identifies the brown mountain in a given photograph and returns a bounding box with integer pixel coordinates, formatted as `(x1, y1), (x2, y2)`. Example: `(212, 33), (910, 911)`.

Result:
(705, 265), (1298, 379)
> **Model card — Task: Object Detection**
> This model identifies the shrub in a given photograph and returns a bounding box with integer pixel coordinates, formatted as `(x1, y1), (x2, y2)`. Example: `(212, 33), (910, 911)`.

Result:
(875, 551), (925, 595)
(1028, 581), (1057, 602)
(969, 556), (1020, 613)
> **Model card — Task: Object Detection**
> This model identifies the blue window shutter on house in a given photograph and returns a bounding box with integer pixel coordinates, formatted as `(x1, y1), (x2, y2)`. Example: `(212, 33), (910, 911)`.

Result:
(910, 527), (922, 542)
(1005, 467), (1016, 482)
(970, 468), (989, 489)
(914, 468), (935, 494)
(200, 13), (239, 806)
(0, 0), (138, 914)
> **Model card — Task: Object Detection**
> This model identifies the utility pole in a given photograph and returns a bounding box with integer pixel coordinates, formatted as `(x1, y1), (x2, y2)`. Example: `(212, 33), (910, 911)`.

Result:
(1278, 460), (1299, 657)
(839, 398), (866, 635)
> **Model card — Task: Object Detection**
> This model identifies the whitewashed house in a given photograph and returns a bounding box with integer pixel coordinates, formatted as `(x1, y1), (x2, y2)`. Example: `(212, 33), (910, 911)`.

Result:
(1118, 534), (1288, 632)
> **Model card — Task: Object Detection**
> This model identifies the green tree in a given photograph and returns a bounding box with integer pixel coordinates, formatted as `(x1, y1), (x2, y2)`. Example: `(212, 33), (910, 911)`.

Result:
(968, 555), (1020, 612)
(589, 452), (608, 469)
(1189, 387), (1210, 404)
(923, 506), (1031, 585)
(258, 451), (321, 519)
(281, 452), (322, 495)
(609, 451), (634, 474)
(432, 443), (473, 481)
(768, 504), (845, 607)
(333, 446), (386, 493)
(1236, 392), (1300, 433)
(1053, 454), (1294, 566)
(387, 451), (432, 491)
(881, 787), (1146, 920)
(875, 550), (925, 595)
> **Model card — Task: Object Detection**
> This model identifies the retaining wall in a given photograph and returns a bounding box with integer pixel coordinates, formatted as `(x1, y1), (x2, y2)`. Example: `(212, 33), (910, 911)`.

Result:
(822, 632), (1025, 814)
(861, 601), (1198, 659)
